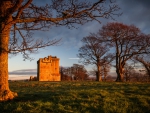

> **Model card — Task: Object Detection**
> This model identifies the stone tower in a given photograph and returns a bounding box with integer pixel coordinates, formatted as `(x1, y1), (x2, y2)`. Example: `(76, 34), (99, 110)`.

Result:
(37, 55), (61, 81)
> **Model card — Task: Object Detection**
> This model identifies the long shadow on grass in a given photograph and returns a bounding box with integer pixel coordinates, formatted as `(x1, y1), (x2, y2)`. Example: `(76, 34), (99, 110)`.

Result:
(13, 90), (64, 103)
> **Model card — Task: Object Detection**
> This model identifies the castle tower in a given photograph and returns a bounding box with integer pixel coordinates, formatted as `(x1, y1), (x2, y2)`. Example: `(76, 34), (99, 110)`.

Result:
(37, 56), (61, 81)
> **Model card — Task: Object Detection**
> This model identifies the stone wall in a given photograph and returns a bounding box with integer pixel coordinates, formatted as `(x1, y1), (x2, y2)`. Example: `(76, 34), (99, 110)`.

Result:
(37, 56), (61, 81)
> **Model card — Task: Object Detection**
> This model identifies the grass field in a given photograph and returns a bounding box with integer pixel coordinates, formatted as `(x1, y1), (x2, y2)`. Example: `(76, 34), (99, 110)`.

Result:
(0, 81), (150, 113)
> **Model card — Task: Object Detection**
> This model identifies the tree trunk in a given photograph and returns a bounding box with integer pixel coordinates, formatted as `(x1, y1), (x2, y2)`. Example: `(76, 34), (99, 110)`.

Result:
(0, 0), (18, 101)
(115, 52), (124, 82)
(116, 67), (124, 82)
(104, 73), (106, 81)
(0, 31), (17, 101)
(96, 65), (102, 81)
(103, 66), (107, 81)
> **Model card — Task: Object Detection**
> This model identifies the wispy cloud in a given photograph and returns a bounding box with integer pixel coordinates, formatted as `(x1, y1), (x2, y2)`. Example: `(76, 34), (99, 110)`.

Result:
(9, 69), (37, 80)
(9, 69), (37, 75)
(69, 58), (79, 60)
(9, 75), (32, 80)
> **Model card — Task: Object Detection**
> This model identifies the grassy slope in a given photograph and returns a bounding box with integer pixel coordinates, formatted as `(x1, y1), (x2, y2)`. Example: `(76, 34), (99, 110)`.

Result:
(0, 81), (150, 113)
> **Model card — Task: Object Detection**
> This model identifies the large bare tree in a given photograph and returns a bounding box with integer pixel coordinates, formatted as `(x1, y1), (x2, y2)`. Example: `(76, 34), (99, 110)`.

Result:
(0, 0), (120, 101)
(78, 35), (112, 81)
(99, 22), (150, 82)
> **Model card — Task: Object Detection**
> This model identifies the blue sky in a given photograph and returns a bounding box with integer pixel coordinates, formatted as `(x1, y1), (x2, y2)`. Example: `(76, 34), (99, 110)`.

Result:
(8, 0), (150, 80)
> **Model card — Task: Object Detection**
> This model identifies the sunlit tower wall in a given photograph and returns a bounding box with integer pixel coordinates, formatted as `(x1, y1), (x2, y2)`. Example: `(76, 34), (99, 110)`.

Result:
(37, 56), (61, 81)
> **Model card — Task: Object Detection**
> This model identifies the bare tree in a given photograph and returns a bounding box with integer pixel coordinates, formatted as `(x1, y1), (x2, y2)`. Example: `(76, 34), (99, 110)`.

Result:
(124, 63), (135, 82)
(60, 66), (72, 81)
(99, 22), (150, 82)
(102, 63), (110, 81)
(71, 64), (88, 81)
(61, 64), (88, 81)
(0, 0), (120, 101)
(78, 35), (112, 81)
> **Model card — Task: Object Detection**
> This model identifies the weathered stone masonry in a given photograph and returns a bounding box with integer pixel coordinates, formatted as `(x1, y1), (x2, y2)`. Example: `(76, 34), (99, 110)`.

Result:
(37, 56), (61, 81)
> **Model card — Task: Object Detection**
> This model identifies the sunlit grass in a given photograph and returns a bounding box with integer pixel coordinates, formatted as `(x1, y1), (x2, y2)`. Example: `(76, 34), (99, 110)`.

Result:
(0, 81), (150, 113)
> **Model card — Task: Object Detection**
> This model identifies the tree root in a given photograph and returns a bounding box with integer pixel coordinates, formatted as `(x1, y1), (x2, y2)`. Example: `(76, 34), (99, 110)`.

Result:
(0, 90), (18, 101)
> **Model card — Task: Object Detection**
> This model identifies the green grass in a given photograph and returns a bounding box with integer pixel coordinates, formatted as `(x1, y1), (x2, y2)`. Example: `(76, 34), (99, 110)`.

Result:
(0, 82), (150, 113)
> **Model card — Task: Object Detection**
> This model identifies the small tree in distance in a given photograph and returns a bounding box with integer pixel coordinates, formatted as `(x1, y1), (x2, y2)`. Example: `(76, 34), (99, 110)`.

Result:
(60, 64), (88, 81)
(60, 66), (72, 81)
(0, 0), (120, 101)
(124, 63), (135, 82)
(71, 64), (89, 81)
(102, 63), (111, 81)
